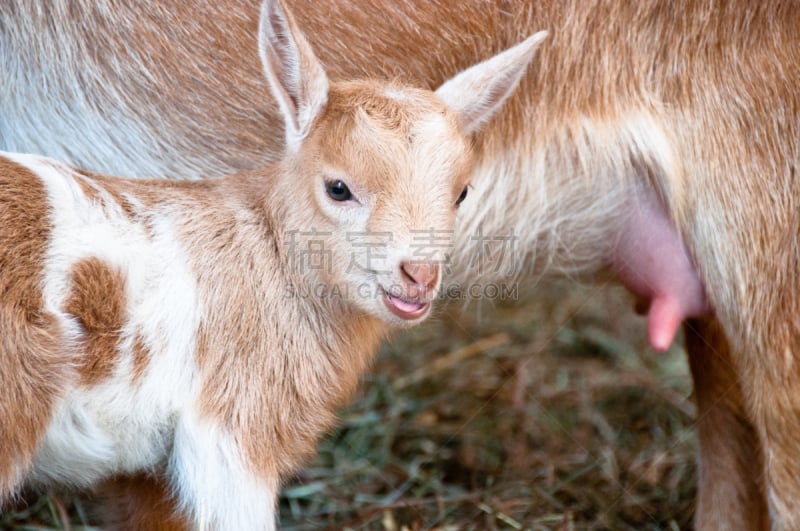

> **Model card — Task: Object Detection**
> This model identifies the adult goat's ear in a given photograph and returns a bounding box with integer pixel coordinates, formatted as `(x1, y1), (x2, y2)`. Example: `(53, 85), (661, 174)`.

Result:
(258, 0), (329, 152)
(435, 31), (547, 134)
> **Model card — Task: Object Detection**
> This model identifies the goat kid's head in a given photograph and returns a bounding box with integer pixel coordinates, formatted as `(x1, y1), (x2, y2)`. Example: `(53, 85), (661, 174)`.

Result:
(259, 0), (545, 326)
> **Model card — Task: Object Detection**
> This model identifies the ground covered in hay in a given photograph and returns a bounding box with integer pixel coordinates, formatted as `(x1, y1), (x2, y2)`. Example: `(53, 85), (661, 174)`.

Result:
(2, 281), (696, 530)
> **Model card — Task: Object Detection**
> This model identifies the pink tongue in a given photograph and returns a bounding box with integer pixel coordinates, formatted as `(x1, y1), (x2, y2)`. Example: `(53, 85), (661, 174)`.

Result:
(390, 294), (424, 313)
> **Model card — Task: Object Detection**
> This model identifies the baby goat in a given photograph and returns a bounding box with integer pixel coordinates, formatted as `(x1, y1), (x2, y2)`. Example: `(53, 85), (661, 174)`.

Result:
(0, 0), (543, 528)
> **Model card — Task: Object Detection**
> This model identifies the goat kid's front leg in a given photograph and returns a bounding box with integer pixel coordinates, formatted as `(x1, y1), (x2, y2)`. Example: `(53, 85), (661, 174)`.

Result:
(685, 318), (769, 530)
(166, 416), (280, 530)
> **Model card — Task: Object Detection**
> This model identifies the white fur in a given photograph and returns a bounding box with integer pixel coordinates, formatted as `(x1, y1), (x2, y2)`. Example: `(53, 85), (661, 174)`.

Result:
(170, 416), (278, 530)
(449, 110), (676, 287)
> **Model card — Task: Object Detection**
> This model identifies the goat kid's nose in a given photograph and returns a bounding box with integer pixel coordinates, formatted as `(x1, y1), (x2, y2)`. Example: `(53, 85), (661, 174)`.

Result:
(400, 261), (440, 292)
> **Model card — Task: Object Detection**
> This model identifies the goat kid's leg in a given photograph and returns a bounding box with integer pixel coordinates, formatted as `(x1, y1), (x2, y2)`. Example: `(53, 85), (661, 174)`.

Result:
(685, 318), (769, 530)
(169, 417), (279, 530)
(101, 473), (190, 531)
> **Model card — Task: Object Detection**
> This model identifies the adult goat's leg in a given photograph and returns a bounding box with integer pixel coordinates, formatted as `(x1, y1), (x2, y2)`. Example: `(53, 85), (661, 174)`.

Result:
(686, 318), (768, 530)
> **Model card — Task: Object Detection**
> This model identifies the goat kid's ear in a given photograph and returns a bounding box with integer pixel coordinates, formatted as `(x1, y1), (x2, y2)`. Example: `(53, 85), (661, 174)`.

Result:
(435, 31), (547, 135)
(258, 0), (329, 152)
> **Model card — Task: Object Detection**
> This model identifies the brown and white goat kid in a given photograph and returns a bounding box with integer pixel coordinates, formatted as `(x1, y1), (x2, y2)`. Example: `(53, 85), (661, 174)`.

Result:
(0, 1), (544, 527)
(3, 1), (799, 529)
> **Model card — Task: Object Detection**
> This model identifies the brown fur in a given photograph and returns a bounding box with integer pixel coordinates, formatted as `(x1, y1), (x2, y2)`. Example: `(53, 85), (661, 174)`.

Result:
(102, 474), (189, 531)
(65, 257), (127, 386)
(0, 159), (66, 499)
(131, 335), (150, 383)
(72, 174), (104, 204)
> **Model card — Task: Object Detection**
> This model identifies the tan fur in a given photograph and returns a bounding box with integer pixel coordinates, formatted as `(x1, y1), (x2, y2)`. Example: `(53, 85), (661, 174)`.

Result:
(65, 257), (127, 386)
(685, 319), (769, 530)
(66, 150), (427, 480)
(0, 159), (66, 499)
(3, 1), (799, 528)
(80, 172), (139, 219)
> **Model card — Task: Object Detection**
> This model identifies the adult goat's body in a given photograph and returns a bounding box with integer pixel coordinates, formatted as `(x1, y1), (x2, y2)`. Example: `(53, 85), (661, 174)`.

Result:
(2, 1), (798, 528)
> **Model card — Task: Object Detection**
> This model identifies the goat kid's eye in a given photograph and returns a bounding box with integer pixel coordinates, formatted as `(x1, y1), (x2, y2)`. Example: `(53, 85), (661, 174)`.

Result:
(325, 180), (353, 202)
(455, 186), (469, 207)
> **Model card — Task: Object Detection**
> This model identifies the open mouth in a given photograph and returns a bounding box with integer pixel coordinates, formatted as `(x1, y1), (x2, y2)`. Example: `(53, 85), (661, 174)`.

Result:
(381, 289), (431, 320)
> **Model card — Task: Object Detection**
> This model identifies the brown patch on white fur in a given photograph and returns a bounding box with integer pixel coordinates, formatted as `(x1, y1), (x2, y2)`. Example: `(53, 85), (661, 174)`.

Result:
(131, 334), (151, 383)
(0, 158), (67, 498)
(65, 257), (127, 385)
(0, 159), (51, 315)
(120, 4), (794, 527)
